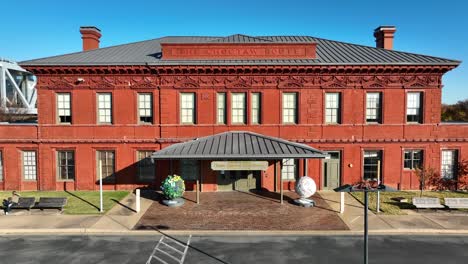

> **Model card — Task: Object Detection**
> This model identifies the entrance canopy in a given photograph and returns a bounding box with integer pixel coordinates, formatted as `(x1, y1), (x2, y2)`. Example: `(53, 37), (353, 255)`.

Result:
(151, 131), (328, 160)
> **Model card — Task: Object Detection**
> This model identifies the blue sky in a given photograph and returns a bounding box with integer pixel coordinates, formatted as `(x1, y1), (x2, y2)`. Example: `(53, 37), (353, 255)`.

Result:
(1, 0), (467, 103)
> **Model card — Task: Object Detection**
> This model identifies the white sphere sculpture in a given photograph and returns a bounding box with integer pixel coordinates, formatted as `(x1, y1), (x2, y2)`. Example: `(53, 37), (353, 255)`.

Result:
(295, 176), (317, 199)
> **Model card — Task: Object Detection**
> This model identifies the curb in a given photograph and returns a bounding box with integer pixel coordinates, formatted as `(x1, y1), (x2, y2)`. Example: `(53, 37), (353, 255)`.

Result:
(2, 229), (468, 236)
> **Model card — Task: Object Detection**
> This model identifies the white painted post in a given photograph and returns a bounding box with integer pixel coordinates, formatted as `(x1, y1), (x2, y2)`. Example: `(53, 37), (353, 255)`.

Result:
(136, 189), (140, 213)
(340, 192), (345, 214)
(99, 159), (104, 213)
(376, 160), (381, 213)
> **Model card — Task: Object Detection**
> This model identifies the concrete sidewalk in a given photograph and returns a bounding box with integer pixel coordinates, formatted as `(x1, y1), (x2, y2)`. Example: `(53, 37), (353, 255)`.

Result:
(0, 191), (153, 233)
(319, 191), (468, 232)
(0, 190), (468, 235)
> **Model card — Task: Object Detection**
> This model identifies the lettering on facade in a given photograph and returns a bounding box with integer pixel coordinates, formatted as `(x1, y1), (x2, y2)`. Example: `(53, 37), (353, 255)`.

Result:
(172, 47), (305, 57)
(211, 161), (269, 171)
(161, 43), (316, 60)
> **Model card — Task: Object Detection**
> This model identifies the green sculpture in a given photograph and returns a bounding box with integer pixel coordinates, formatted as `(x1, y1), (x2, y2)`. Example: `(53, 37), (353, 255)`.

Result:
(161, 174), (185, 200)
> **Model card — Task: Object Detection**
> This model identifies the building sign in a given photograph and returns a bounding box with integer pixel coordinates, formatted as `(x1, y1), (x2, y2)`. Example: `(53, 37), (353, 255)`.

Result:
(161, 43), (316, 60)
(211, 161), (268, 171)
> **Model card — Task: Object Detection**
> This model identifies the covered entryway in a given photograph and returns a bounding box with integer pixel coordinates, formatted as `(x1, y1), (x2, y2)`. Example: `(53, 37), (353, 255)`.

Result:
(217, 170), (260, 191)
(151, 131), (329, 204)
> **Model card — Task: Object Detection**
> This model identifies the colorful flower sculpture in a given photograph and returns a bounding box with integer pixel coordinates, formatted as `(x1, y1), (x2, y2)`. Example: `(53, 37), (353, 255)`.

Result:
(161, 174), (185, 200)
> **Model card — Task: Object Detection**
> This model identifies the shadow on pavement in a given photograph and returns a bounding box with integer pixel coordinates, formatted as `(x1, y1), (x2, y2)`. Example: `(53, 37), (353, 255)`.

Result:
(146, 225), (230, 264)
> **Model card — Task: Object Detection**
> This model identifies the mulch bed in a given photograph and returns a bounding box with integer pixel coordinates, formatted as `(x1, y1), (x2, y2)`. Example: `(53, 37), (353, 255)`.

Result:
(135, 191), (348, 231)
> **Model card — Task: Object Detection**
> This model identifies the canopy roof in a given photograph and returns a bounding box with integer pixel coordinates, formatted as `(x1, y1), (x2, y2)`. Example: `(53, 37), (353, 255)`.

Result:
(151, 131), (328, 160)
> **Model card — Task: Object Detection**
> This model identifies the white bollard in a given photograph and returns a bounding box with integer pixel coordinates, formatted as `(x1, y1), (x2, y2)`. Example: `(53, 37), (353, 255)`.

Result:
(340, 192), (345, 214)
(376, 191), (380, 213)
(136, 189), (140, 213)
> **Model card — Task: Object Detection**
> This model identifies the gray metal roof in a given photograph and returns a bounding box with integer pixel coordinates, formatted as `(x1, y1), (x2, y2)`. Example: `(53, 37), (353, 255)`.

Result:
(151, 131), (328, 160)
(20, 35), (460, 66)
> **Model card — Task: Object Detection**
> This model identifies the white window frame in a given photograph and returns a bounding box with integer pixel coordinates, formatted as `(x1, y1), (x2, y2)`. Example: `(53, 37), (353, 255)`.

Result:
(281, 159), (297, 180)
(406, 92), (422, 123)
(282, 93), (297, 124)
(251, 93), (261, 124)
(97, 150), (115, 182)
(57, 93), (72, 124)
(138, 93), (153, 124)
(97, 93), (112, 124)
(325, 93), (340, 124)
(441, 150), (458, 179)
(366, 92), (381, 123)
(137, 151), (155, 182)
(216, 93), (226, 124)
(22, 150), (37, 180)
(57, 151), (75, 181)
(231, 93), (246, 124)
(180, 93), (195, 124)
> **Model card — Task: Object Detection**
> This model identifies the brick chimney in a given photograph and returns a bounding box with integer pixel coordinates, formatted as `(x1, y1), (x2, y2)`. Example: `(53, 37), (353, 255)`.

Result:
(374, 26), (396, 50)
(79, 26), (101, 51)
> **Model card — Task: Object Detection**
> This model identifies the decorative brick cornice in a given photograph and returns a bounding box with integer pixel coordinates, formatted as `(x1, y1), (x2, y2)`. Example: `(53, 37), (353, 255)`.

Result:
(36, 73), (443, 90)
(1, 137), (466, 144)
(24, 64), (454, 76)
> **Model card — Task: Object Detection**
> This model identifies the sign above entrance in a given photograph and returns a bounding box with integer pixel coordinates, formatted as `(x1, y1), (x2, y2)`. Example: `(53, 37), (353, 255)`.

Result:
(211, 161), (268, 171)
(161, 43), (317, 60)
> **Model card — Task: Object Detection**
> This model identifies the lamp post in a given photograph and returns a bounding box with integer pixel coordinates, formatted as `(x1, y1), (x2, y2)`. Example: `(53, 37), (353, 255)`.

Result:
(334, 181), (396, 264)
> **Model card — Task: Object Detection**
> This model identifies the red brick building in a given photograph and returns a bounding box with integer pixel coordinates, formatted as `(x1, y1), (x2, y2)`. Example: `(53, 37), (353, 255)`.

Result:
(0, 26), (466, 192)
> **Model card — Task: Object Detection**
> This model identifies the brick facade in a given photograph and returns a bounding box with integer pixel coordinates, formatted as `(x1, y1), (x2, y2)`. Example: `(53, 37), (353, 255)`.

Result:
(0, 30), (467, 192)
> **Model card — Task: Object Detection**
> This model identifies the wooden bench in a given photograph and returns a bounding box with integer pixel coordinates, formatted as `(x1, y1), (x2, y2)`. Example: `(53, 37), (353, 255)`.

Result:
(10, 197), (36, 211)
(444, 198), (468, 209)
(412, 197), (445, 210)
(34, 197), (67, 211)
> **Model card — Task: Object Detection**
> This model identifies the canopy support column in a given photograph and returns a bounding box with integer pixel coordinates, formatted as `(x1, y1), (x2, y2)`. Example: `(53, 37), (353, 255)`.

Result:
(196, 160), (201, 204)
(196, 179), (200, 204)
(304, 159), (308, 176)
(280, 160), (283, 205)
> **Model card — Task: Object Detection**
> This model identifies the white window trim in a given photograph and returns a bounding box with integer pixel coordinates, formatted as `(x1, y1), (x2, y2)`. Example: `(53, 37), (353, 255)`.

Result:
(216, 93), (226, 124)
(251, 93), (261, 124)
(441, 150), (458, 179)
(366, 92), (381, 123)
(406, 92), (423, 124)
(57, 93), (72, 124)
(180, 93), (195, 124)
(97, 150), (115, 182)
(325, 92), (340, 124)
(97, 93), (112, 124)
(22, 150), (37, 181)
(138, 93), (153, 124)
(231, 93), (246, 124)
(282, 93), (297, 124)
(281, 159), (297, 180)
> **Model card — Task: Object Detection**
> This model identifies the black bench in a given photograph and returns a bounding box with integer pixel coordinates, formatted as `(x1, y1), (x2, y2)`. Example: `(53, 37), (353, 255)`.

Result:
(10, 197), (36, 210)
(34, 197), (68, 211)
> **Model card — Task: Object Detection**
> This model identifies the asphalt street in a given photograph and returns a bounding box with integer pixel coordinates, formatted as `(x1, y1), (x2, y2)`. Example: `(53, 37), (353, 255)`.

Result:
(0, 235), (467, 264)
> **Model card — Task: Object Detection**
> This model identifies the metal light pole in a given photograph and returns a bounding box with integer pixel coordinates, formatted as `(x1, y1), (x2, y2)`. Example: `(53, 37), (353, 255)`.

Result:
(364, 190), (369, 264)
(335, 181), (396, 264)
